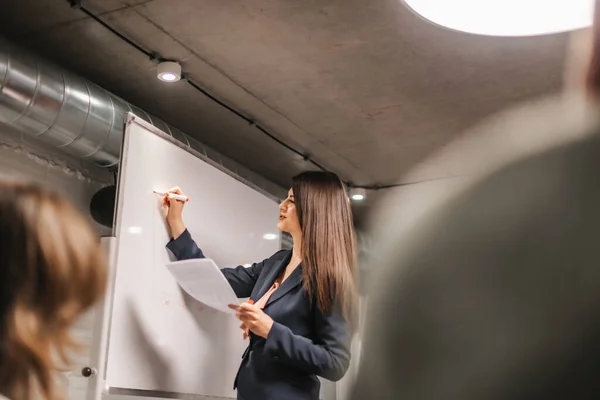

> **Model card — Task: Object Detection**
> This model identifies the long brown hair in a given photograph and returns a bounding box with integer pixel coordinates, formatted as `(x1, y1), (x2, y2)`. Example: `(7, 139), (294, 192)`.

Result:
(0, 181), (107, 400)
(292, 171), (358, 330)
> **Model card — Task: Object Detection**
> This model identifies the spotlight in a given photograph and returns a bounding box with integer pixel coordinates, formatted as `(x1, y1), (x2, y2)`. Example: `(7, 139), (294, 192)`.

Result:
(157, 61), (182, 82)
(350, 187), (367, 201)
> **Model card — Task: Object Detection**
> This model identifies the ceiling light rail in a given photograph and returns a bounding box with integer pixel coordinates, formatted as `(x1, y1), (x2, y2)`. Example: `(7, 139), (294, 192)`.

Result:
(68, 0), (423, 192)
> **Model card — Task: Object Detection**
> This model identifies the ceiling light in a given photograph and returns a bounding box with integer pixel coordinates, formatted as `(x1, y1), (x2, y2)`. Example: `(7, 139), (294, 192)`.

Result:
(263, 233), (278, 240)
(157, 61), (182, 82)
(350, 188), (367, 201)
(160, 73), (177, 81)
(403, 0), (594, 37)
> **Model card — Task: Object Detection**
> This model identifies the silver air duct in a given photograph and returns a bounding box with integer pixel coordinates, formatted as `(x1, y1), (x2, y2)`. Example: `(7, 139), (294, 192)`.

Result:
(1, 37), (140, 167)
(0, 37), (284, 197)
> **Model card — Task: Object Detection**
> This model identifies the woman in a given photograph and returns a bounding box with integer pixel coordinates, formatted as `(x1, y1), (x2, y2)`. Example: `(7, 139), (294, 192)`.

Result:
(164, 171), (357, 400)
(0, 181), (107, 400)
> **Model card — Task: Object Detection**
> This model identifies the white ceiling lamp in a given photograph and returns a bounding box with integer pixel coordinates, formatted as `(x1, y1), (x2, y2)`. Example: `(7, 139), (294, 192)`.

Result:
(349, 187), (367, 201)
(403, 0), (594, 37)
(157, 61), (182, 82)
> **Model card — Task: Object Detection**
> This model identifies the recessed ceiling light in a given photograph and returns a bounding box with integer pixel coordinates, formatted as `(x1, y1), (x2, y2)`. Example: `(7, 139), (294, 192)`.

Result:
(263, 233), (278, 240)
(157, 61), (182, 82)
(403, 0), (594, 37)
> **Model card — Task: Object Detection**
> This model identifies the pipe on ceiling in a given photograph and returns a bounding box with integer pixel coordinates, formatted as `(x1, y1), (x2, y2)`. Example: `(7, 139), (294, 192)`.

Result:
(0, 37), (284, 198)
(0, 37), (193, 167)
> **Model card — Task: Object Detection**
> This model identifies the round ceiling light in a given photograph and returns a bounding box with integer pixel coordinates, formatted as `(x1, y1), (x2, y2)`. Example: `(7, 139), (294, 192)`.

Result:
(349, 188), (367, 201)
(157, 61), (182, 82)
(403, 0), (594, 37)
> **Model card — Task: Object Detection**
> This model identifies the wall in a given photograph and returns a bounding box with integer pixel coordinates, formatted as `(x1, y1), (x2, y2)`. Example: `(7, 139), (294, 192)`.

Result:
(0, 124), (114, 398)
(0, 124), (113, 235)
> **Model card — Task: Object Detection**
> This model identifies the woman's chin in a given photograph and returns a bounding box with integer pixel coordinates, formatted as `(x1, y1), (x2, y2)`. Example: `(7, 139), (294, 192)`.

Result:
(276, 221), (286, 232)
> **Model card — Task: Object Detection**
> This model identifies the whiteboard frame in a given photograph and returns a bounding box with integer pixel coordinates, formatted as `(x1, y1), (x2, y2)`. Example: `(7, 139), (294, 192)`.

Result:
(106, 113), (282, 399)
(86, 237), (118, 400)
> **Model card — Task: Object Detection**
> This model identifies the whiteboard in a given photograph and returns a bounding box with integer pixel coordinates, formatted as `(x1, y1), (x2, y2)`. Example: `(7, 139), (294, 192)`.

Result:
(106, 114), (281, 398)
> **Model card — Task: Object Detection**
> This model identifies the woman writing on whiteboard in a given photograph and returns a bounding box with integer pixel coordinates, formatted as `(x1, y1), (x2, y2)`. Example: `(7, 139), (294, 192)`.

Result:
(163, 171), (357, 400)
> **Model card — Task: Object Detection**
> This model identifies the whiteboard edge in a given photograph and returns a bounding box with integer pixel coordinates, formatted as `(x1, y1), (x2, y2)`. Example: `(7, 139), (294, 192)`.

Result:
(108, 386), (235, 400)
(85, 236), (118, 400)
(125, 113), (282, 204)
(103, 113), (136, 391)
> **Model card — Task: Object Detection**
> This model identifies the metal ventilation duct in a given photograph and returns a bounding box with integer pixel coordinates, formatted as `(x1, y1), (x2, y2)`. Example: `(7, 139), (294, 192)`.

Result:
(1, 37), (136, 167)
(0, 37), (284, 197)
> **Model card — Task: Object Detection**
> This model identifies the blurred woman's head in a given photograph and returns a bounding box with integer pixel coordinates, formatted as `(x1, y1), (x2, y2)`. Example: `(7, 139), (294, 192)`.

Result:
(0, 181), (107, 400)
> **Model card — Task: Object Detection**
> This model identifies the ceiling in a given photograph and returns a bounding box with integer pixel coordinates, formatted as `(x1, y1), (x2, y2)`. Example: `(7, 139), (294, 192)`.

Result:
(0, 0), (568, 193)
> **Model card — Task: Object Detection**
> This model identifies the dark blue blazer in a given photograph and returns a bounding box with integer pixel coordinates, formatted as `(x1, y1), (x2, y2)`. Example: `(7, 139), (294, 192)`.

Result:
(167, 229), (352, 400)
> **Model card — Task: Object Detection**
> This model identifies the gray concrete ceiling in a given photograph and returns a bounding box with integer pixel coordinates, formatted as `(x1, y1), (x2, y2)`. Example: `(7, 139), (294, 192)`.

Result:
(0, 0), (568, 191)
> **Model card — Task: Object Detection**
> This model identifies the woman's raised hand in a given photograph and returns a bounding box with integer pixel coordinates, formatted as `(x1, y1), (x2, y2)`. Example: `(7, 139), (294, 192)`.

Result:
(163, 187), (187, 239)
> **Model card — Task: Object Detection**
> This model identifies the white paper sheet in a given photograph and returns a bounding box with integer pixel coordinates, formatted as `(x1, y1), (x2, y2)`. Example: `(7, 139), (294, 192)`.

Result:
(166, 258), (239, 314)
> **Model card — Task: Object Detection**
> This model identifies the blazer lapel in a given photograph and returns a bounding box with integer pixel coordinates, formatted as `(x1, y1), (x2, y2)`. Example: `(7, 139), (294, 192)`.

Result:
(253, 251), (291, 301)
(265, 264), (303, 307)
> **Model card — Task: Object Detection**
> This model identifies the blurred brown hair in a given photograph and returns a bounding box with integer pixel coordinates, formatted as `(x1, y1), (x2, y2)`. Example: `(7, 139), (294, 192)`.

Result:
(0, 181), (107, 400)
(292, 171), (358, 330)
(585, 0), (600, 98)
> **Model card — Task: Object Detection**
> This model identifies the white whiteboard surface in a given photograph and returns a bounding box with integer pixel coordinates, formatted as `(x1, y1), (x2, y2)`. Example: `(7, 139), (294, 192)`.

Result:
(106, 115), (281, 398)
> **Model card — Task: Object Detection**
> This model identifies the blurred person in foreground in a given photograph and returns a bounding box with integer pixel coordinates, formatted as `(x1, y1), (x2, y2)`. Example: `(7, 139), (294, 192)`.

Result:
(0, 181), (107, 400)
(353, 2), (600, 399)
